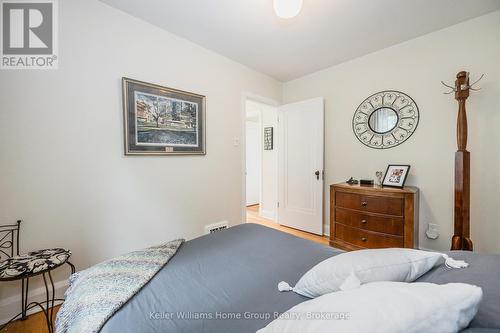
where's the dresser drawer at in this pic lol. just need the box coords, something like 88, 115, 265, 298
335, 224, 404, 249
335, 191, 404, 216
335, 208, 404, 236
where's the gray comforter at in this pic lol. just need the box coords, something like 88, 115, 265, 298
101, 223, 500, 333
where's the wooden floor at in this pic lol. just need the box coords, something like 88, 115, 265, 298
2, 207, 327, 332
1, 305, 59, 333
246, 205, 329, 245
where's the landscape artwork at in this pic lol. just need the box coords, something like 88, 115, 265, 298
135, 92, 198, 147
123, 78, 206, 155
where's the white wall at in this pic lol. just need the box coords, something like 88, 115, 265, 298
246, 120, 261, 206
283, 11, 500, 254
0, 0, 281, 319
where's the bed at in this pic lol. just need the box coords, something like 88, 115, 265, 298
97, 223, 500, 333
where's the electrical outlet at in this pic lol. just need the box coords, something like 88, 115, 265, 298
426, 223, 440, 240
428, 223, 439, 232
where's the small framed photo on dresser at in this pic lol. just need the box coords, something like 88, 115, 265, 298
382, 165, 410, 188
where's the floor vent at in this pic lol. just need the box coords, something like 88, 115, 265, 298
205, 221, 229, 234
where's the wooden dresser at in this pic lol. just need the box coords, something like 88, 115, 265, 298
330, 183, 419, 251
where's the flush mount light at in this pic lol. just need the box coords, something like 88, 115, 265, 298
273, 0, 303, 19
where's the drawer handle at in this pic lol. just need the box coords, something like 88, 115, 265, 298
361, 201, 368, 207
361, 237, 368, 242
361, 219, 367, 224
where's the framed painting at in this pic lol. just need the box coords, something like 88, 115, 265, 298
382, 164, 410, 188
264, 127, 273, 150
122, 77, 206, 155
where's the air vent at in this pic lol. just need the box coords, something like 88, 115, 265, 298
205, 221, 229, 234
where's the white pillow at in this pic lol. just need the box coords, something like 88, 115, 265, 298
260, 282, 482, 333
278, 248, 468, 298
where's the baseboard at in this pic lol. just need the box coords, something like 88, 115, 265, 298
260, 209, 276, 221
0, 279, 68, 325
323, 224, 330, 237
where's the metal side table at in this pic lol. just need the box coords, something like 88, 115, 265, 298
0, 220, 75, 333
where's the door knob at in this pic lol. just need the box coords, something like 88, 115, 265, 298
315, 170, 320, 180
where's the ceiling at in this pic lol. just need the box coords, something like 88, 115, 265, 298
101, 0, 500, 81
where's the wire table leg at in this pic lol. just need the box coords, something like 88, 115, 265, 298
42, 273, 53, 333
48, 270, 56, 333
21, 278, 26, 319
21, 278, 29, 320
67, 261, 76, 274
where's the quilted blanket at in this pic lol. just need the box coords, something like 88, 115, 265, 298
55, 239, 184, 333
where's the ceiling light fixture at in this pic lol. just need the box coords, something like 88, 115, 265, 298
273, 0, 303, 19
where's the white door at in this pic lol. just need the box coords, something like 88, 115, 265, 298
278, 98, 324, 235
246, 121, 261, 206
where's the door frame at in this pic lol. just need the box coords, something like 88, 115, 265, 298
241, 92, 280, 224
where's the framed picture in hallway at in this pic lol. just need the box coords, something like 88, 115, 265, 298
122, 77, 206, 155
264, 127, 273, 150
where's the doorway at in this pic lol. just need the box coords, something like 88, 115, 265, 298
244, 98, 278, 223
242, 96, 325, 236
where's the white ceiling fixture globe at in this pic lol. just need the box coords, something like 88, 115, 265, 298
273, 0, 303, 19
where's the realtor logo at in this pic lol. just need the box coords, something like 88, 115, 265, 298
1, 0, 58, 69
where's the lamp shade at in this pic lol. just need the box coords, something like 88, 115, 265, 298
273, 0, 303, 19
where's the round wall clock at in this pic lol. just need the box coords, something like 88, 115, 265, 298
352, 90, 419, 149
